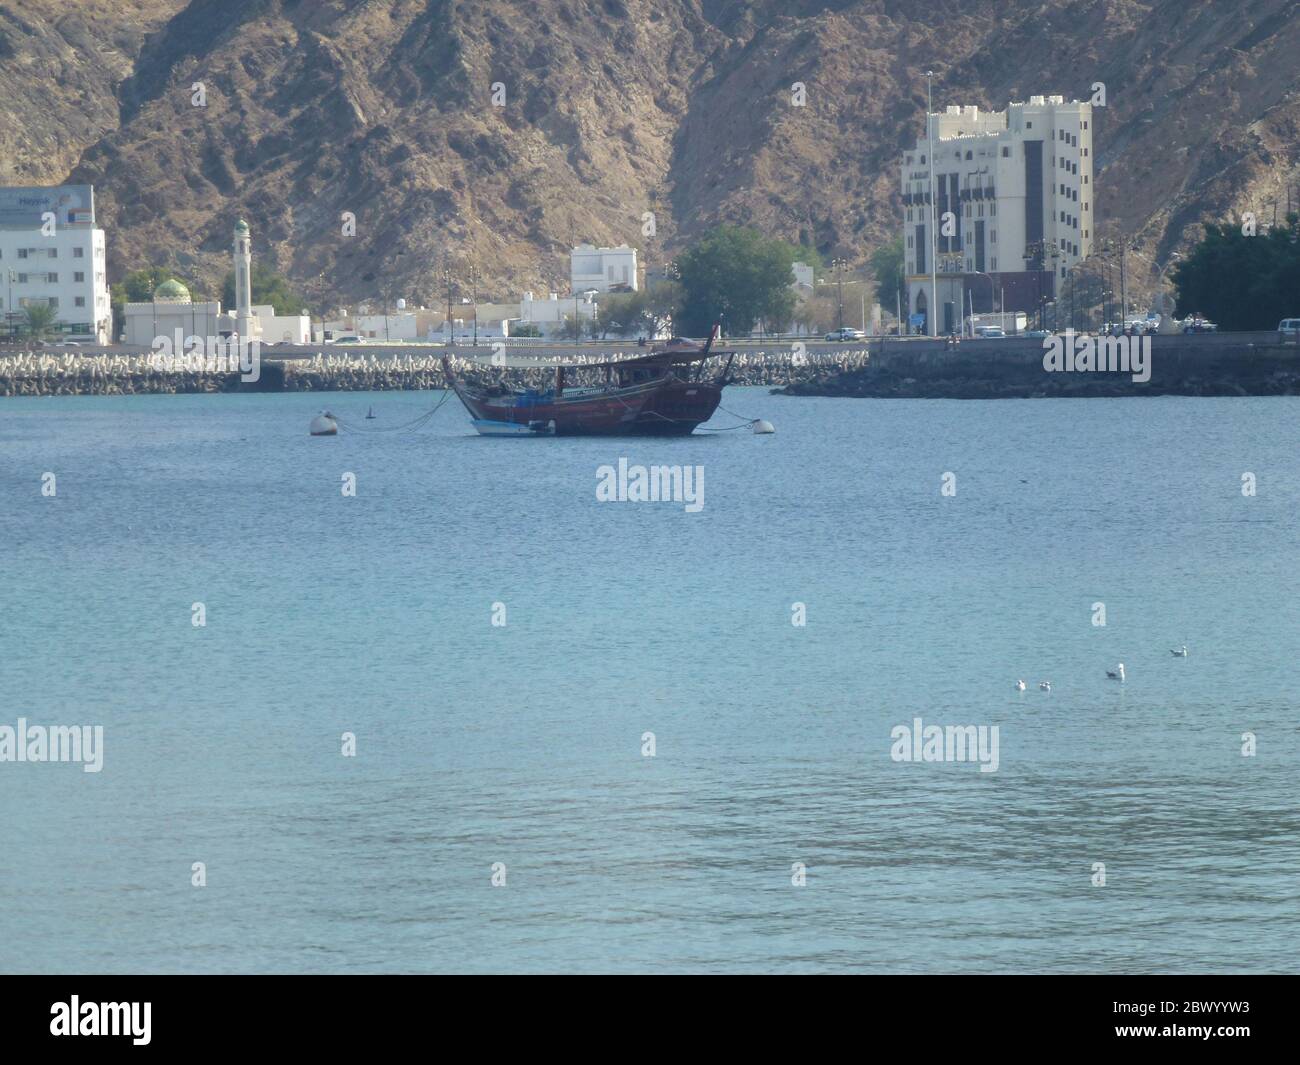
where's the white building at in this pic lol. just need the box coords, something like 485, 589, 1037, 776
791, 261, 815, 293
0, 185, 111, 343
250, 304, 310, 344
518, 290, 596, 337
901, 96, 1094, 334
122, 279, 221, 347
570, 244, 638, 293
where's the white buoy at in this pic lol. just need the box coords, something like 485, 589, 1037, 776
310, 411, 338, 436
752, 419, 775, 434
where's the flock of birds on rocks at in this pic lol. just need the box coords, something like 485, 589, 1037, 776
1016, 646, 1188, 692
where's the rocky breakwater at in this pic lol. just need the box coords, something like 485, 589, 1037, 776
778, 334, 1300, 398
1, 345, 876, 396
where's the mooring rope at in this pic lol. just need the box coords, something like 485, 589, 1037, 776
694, 402, 764, 432
333, 387, 453, 434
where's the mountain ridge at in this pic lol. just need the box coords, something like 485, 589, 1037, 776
1, 0, 1297, 307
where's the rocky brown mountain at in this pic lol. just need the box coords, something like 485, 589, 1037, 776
2, 0, 1297, 308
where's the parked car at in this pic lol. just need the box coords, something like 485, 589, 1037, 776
824, 327, 866, 341
975, 327, 1006, 339
1278, 318, 1300, 340
1183, 318, 1218, 334
1024, 329, 1052, 339
334, 336, 364, 343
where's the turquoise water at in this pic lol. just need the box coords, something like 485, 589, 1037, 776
1, 388, 1298, 973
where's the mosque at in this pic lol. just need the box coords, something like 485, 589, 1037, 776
122, 218, 309, 346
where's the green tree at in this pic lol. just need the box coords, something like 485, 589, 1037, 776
870, 237, 906, 317
594, 291, 643, 338
557, 314, 587, 340
596, 281, 684, 338
23, 302, 58, 342
221, 263, 304, 316
510, 322, 542, 338
1173, 214, 1300, 331
675, 226, 798, 336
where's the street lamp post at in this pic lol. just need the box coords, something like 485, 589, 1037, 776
831, 258, 848, 332
970, 270, 996, 327
925, 71, 939, 338
470, 261, 478, 346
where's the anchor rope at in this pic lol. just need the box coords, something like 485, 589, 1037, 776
333, 388, 453, 434
694, 402, 764, 432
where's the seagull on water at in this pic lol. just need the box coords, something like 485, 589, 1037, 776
1015, 680, 1027, 691
1039, 681, 1051, 691
1170, 645, 1188, 657
1106, 663, 1126, 681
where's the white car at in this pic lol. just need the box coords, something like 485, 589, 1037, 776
825, 327, 866, 341
1278, 318, 1300, 340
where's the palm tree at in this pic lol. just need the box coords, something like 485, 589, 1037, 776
23, 303, 58, 343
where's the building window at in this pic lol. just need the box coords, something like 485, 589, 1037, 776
48, 297, 58, 308
17, 248, 27, 259
48, 272, 58, 282
1026, 121, 1033, 129
991, 257, 997, 270
49, 248, 57, 258
74, 271, 85, 282
1001, 146, 1010, 157
991, 230, 997, 243
74, 247, 85, 258
75, 296, 85, 307
17, 273, 27, 283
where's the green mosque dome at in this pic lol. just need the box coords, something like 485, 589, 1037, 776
153, 278, 191, 302
234, 218, 250, 234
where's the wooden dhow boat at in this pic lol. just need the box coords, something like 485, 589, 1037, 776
441, 326, 734, 436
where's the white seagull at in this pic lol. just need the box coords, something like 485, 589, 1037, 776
1170, 645, 1188, 657
1106, 663, 1126, 681
1039, 681, 1051, 691
1015, 680, 1027, 691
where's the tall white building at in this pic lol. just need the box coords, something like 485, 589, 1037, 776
570, 244, 638, 293
901, 96, 1094, 334
0, 185, 110, 343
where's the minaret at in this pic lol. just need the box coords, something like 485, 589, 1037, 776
233, 218, 257, 340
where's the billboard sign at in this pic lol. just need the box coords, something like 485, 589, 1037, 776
0, 185, 95, 228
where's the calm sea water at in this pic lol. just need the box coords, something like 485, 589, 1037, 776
1, 388, 1297, 974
